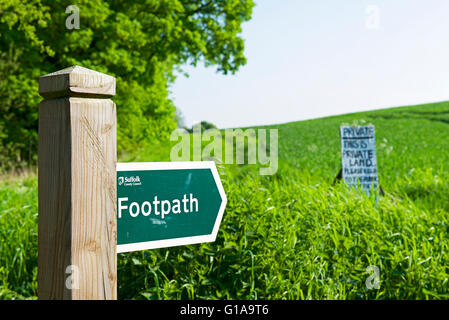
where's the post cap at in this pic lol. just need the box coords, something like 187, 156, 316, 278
39, 66, 116, 99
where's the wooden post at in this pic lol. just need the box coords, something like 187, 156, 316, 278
38, 66, 117, 299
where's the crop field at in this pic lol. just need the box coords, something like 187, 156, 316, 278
1, 101, 449, 299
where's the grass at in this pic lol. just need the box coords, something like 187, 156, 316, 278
1, 101, 449, 299
0, 174, 37, 299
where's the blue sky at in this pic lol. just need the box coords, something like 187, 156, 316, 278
170, 0, 449, 129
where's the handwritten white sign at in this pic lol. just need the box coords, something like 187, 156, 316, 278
340, 125, 379, 196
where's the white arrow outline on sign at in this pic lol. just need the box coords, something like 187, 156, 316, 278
116, 161, 227, 253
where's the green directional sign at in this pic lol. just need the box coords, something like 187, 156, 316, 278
116, 161, 227, 253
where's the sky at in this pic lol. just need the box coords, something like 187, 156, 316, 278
170, 0, 449, 129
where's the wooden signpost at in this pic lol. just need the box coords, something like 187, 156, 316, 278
38, 66, 117, 299
340, 125, 380, 196
38, 66, 227, 300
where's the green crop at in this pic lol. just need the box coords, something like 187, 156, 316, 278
1, 101, 449, 299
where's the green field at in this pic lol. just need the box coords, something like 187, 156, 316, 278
1, 101, 449, 299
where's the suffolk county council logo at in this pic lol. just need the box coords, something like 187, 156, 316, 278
118, 176, 141, 187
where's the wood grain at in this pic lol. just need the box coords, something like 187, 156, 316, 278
39, 66, 115, 99
38, 67, 117, 300
70, 98, 117, 299
38, 98, 73, 299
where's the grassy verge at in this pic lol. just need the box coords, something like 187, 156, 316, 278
0, 173, 37, 299
1, 101, 449, 299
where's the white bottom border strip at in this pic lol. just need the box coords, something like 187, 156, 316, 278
117, 234, 216, 253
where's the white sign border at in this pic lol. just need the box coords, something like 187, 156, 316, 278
116, 161, 227, 253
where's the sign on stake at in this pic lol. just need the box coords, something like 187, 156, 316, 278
340, 125, 380, 196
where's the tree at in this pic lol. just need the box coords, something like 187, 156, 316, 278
0, 0, 254, 169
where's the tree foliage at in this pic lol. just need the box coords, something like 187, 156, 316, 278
0, 0, 254, 170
